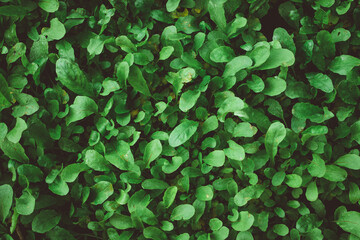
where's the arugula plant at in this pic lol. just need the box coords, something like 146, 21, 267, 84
1, 0, 360, 239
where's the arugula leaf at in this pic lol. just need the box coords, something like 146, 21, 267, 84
38, 0, 59, 13
128, 65, 151, 96
0, 184, 13, 223
265, 122, 286, 163
66, 96, 98, 125
169, 120, 198, 147
56, 58, 95, 97
336, 211, 360, 237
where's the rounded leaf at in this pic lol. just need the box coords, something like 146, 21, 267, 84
32, 210, 61, 233
171, 204, 195, 221
210, 46, 235, 63
38, 0, 59, 13
203, 150, 225, 167
169, 120, 199, 147
0, 184, 13, 222
196, 186, 214, 201
273, 224, 289, 236
232, 211, 254, 231
285, 174, 302, 188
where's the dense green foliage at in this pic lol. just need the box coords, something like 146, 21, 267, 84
1, 0, 360, 239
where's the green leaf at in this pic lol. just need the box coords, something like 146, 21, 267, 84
323, 165, 347, 182
15, 191, 35, 215
166, 0, 180, 12
30, 35, 49, 62
105, 141, 134, 170
202, 116, 219, 135
43, 18, 66, 40
273, 224, 289, 236
17, 164, 43, 182
142, 179, 169, 190
91, 181, 114, 205
87, 35, 105, 56
56, 40, 75, 61
273, 28, 296, 54
226, 15, 247, 38
233, 122, 257, 138
162, 156, 183, 174
175, 16, 199, 34
144, 139, 162, 167
306, 73, 333, 93
61, 163, 88, 182
292, 103, 326, 123
247, 74, 265, 93
331, 28, 351, 42
163, 186, 177, 208
249, 44, 270, 68
100, 79, 120, 96
159, 46, 174, 60
232, 211, 254, 231
56, 58, 94, 97
334, 154, 360, 170
38, 0, 59, 13
47, 227, 76, 240
0, 184, 13, 223
222, 56, 253, 77
0, 123, 8, 142
6, 42, 26, 64
194, 32, 206, 52
179, 90, 200, 112
66, 96, 98, 125
203, 150, 225, 167
0, 74, 12, 112
170, 204, 195, 221
272, 171, 285, 186
110, 214, 134, 230
210, 46, 235, 63
116, 61, 129, 88
84, 149, 110, 171
196, 186, 214, 201
208, 0, 227, 30
316, 0, 335, 7
115, 36, 137, 53
6, 118, 27, 143
0, 5, 28, 16
134, 50, 154, 65
224, 140, 245, 161
143, 227, 167, 240
0, 138, 29, 163
256, 48, 295, 70
308, 154, 326, 178
329, 55, 360, 75
128, 65, 151, 96
49, 177, 69, 196
32, 210, 61, 233
209, 218, 223, 231
296, 214, 319, 233
349, 182, 360, 204
305, 181, 318, 202
316, 30, 335, 58
12, 93, 39, 118
262, 77, 287, 96
336, 211, 360, 237
234, 185, 265, 207
285, 174, 302, 188
98, 4, 115, 26
351, 121, 360, 145
217, 96, 244, 122
169, 120, 199, 147
265, 122, 286, 162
